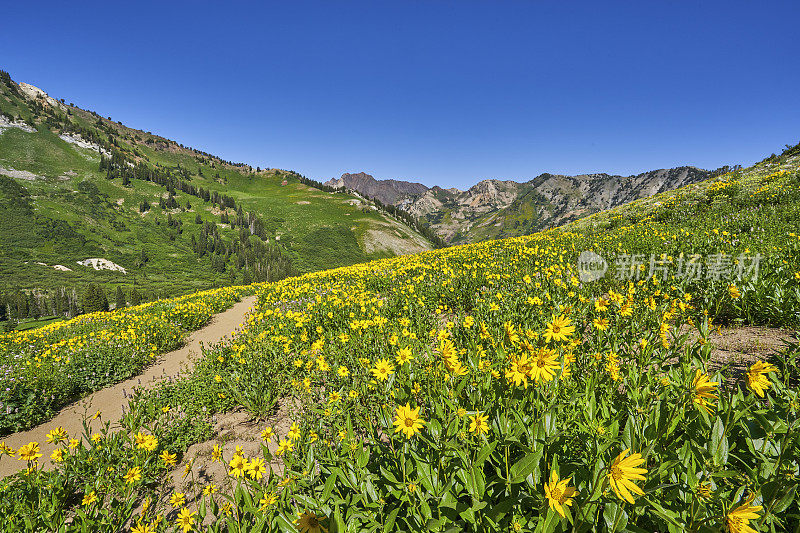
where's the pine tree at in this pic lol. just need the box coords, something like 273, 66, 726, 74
130, 288, 141, 306
115, 286, 126, 309
29, 293, 41, 319
82, 285, 98, 313
16, 291, 28, 319
98, 286, 109, 311
82, 284, 109, 313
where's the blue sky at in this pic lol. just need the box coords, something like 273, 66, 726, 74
2, 1, 798, 188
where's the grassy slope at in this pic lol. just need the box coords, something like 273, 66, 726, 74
0, 76, 432, 296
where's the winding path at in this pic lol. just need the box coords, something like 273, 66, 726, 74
0, 295, 257, 478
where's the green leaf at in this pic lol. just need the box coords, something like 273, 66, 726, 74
275, 512, 300, 533
331, 505, 346, 533
379, 465, 400, 485
474, 441, 497, 466
356, 447, 370, 469
364, 477, 379, 502
485, 495, 515, 522
472, 464, 486, 498
417, 459, 437, 493
646, 499, 684, 530
602, 501, 628, 531
535, 509, 560, 533
424, 518, 442, 531
384, 507, 400, 532
428, 418, 442, 439
321, 472, 338, 501
510, 450, 542, 484
771, 484, 797, 514
419, 499, 433, 520
710, 416, 728, 466
622, 415, 635, 450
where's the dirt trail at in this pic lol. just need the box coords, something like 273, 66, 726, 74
0, 295, 258, 478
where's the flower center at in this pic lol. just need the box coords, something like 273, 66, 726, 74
611, 466, 623, 481
404, 417, 415, 428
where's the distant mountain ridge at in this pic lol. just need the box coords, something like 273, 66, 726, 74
325, 172, 429, 206
326, 167, 710, 243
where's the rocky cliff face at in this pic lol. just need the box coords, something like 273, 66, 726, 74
326, 167, 710, 243
406, 179, 523, 218
324, 172, 429, 206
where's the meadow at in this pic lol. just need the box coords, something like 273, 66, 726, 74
0, 286, 252, 435
0, 153, 798, 532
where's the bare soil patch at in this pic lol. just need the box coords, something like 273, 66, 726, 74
706, 326, 795, 368
681, 325, 797, 389
146, 399, 296, 525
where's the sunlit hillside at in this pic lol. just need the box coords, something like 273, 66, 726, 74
1, 142, 798, 531
0, 70, 434, 304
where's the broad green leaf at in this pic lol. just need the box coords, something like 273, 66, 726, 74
321, 472, 338, 501
510, 450, 542, 484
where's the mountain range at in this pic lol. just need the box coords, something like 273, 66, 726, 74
0, 66, 720, 302
326, 167, 710, 243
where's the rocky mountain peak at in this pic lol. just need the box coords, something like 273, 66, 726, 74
325, 172, 429, 205
323, 166, 710, 244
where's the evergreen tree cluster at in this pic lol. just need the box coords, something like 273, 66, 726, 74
100, 151, 237, 209
96, 147, 298, 284
0, 285, 149, 330
710, 164, 743, 179
0, 70, 23, 98
0, 288, 80, 322
188, 218, 295, 282
294, 172, 338, 193
81, 284, 109, 313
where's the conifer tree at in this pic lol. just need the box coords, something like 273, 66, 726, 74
115, 286, 126, 309
82, 284, 109, 313
82, 285, 97, 313
99, 287, 109, 312
16, 291, 28, 319
29, 293, 41, 319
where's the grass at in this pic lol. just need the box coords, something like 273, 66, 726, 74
0, 78, 433, 298
11, 316, 63, 331
1, 144, 798, 531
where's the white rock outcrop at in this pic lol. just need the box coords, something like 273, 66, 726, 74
77, 258, 127, 274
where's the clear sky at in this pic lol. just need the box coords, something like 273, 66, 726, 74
2, 1, 798, 188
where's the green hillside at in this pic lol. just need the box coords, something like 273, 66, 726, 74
2, 139, 798, 531
0, 70, 433, 306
